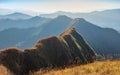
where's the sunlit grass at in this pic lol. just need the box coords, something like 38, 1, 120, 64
0, 65, 12, 75
0, 61, 120, 75
33, 61, 120, 75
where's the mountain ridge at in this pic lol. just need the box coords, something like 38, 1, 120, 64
40, 9, 120, 31
0, 16, 51, 31
0, 16, 120, 58
0, 12, 32, 20
0, 28, 96, 75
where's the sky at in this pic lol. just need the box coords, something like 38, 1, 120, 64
0, 0, 120, 15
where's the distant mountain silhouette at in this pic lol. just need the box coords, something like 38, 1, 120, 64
1, 9, 120, 31
0, 16, 120, 58
0, 16, 50, 31
35, 15, 72, 38
40, 9, 120, 31
40, 11, 72, 18
0, 28, 96, 75
0, 12, 32, 20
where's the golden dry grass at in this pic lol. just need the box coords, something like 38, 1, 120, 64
0, 61, 120, 75
32, 61, 120, 75
0, 65, 13, 75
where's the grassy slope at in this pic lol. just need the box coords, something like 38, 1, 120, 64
32, 61, 120, 75
0, 61, 120, 75
0, 65, 12, 75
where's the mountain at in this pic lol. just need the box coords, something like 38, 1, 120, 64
0, 16, 71, 50
60, 28, 96, 62
0, 28, 96, 75
0, 12, 32, 20
40, 11, 73, 18
0, 16, 120, 58
0, 16, 50, 31
72, 18, 120, 58
0, 28, 37, 49
35, 15, 72, 39
40, 9, 120, 31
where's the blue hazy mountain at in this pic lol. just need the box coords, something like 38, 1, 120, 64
40, 11, 73, 18
0, 16, 51, 31
35, 15, 72, 39
72, 18, 120, 57
0, 16, 73, 49
40, 9, 120, 31
0, 16, 120, 58
0, 12, 32, 20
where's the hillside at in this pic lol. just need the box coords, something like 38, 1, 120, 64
72, 18, 120, 58
0, 61, 120, 75
0, 16, 50, 31
0, 28, 96, 75
37, 61, 120, 75
32, 61, 120, 75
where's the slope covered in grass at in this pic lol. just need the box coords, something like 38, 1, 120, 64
32, 61, 120, 75
0, 61, 120, 75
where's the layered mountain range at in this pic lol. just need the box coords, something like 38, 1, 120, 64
0, 16, 50, 31
0, 9, 120, 31
0, 15, 120, 58
0, 12, 32, 20
40, 9, 120, 31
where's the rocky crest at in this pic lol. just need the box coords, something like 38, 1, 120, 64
0, 28, 96, 75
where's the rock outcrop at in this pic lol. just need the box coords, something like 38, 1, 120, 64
0, 28, 96, 75
60, 28, 96, 63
